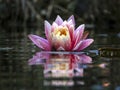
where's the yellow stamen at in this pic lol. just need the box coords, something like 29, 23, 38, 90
59, 27, 67, 36
54, 27, 68, 36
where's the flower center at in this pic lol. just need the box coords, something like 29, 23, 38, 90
54, 26, 68, 37
59, 27, 67, 36
51, 26, 71, 50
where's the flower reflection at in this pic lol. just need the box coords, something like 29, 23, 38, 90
28, 52, 92, 78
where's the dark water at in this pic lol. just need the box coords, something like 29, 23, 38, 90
0, 26, 120, 90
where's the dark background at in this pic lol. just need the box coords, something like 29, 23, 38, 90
0, 0, 120, 32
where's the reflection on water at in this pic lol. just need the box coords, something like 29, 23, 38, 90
0, 26, 120, 90
28, 52, 111, 89
29, 52, 92, 79
29, 52, 92, 87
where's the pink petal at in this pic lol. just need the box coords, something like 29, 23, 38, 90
28, 55, 44, 65
44, 20, 51, 41
61, 20, 67, 26
57, 46, 65, 51
68, 15, 75, 25
73, 41, 82, 51
55, 15, 63, 25
77, 39, 94, 51
28, 34, 51, 51
79, 54, 92, 63
82, 31, 89, 40
68, 25, 74, 46
51, 22, 58, 32
73, 24, 85, 47
67, 19, 73, 26
28, 52, 49, 65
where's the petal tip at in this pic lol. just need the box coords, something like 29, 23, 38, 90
28, 34, 34, 39
55, 15, 63, 25
90, 39, 94, 43
81, 24, 85, 27
68, 15, 75, 25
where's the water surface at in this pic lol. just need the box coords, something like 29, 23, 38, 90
0, 26, 120, 90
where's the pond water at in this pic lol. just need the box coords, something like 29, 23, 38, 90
0, 26, 120, 90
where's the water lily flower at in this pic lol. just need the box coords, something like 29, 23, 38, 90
28, 15, 94, 51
